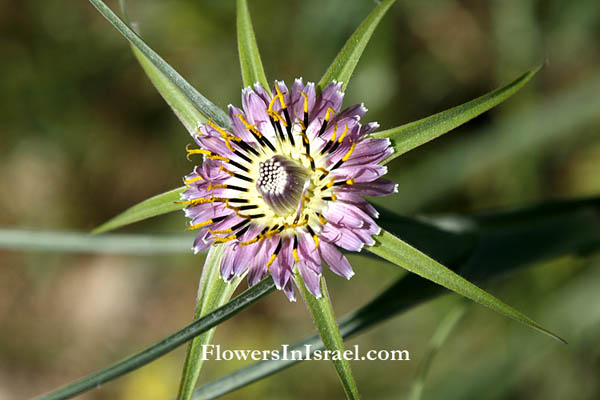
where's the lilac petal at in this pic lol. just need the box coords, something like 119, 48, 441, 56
242, 88, 277, 140
332, 164, 388, 183
192, 229, 212, 253
232, 241, 257, 276
220, 242, 239, 281
228, 105, 259, 144
310, 81, 344, 121
297, 232, 321, 274
319, 241, 355, 279
320, 224, 364, 252
289, 78, 306, 122
248, 238, 276, 286
270, 237, 293, 289
342, 138, 393, 166
359, 121, 380, 137
325, 200, 378, 230
297, 260, 322, 298
337, 178, 398, 197
323, 202, 365, 229
283, 279, 296, 302
252, 82, 273, 104
335, 191, 379, 218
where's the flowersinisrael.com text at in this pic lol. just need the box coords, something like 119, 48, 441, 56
201, 344, 410, 361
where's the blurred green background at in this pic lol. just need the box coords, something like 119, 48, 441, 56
1, 0, 599, 399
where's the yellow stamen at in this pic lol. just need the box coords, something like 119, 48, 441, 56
330, 124, 338, 142
318, 214, 328, 225
214, 235, 237, 243
331, 193, 337, 201
274, 85, 287, 109
218, 165, 235, 178
292, 248, 299, 262
316, 168, 329, 177
208, 228, 233, 235
337, 125, 349, 143
313, 235, 320, 248
235, 113, 262, 138
266, 253, 277, 268
325, 107, 335, 122
341, 141, 356, 162
184, 176, 204, 186
326, 180, 335, 188
346, 179, 354, 185
188, 220, 213, 230
267, 109, 287, 126
300, 91, 309, 113
207, 183, 228, 191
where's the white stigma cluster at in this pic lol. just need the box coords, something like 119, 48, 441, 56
257, 158, 288, 195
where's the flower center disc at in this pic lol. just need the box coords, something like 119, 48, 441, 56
256, 155, 309, 216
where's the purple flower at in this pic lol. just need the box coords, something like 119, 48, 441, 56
181, 79, 397, 301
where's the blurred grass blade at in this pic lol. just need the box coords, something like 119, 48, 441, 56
0, 229, 191, 254
178, 245, 245, 400
34, 278, 276, 400
119, 0, 205, 135
92, 187, 185, 233
376, 67, 540, 164
296, 274, 359, 399
369, 229, 565, 343
237, 0, 270, 91
89, 0, 231, 129
317, 0, 396, 92
409, 302, 467, 400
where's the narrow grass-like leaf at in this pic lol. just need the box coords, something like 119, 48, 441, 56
92, 187, 185, 233
34, 277, 276, 400
296, 274, 359, 399
177, 246, 245, 400
237, 0, 270, 91
190, 197, 600, 400
369, 229, 565, 343
376, 67, 540, 164
317, 0, 396, 92
409, 302, 467, 400
0, 229, 190, 254
89, 0, 230, 129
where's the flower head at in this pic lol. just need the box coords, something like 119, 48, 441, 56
182, 79, 397, 300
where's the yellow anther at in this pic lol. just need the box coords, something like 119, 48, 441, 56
324, 107, 335, 122
266, 253, 277, 268
331, 193, 337, 201
303, 153, 314, 164
313, 235, 320, 248
326, 180, 335, 188
301, 131, 309, 144
337, 125, 349, 143
207, 183, 228, 191
208, 228, 233, 235
330, 124, 338, 142
341, 141, 356, 162
300, 91, 309, 113
240, 237, 260, 246
214, 235, 237, 243
316, 168, 329, 176
267, 109, 287, 127
274, 85, 287, 109
346, 179, 354, 185
207, 121, 234, 138
218, 165, 235, 178
292, 248, 299, 262
235, 113, 262, 138
318, 214, 328, 225
188, 220, 213, 230
184, 176, 204, 186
